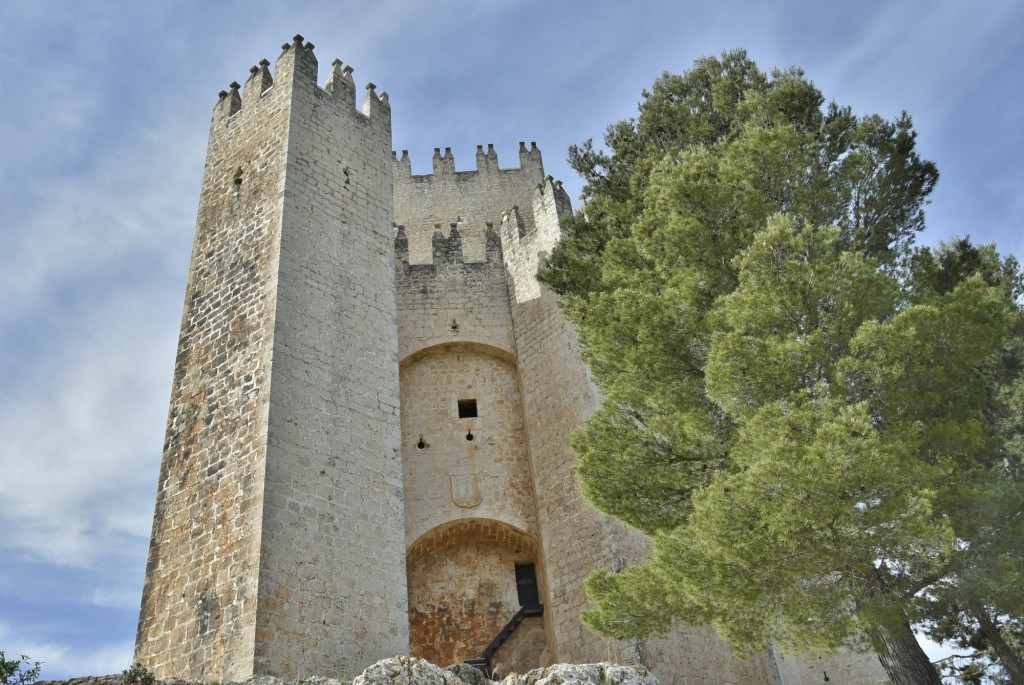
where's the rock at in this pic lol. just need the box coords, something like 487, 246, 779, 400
442, 665, 488, 685
39, 659, 656, 685
351, 659, 656, 685
500, 663, 657, 685
297, 678, 346, 685
37, 677, 124, 685
245, 676, 287, 685
353, 657, 466, 685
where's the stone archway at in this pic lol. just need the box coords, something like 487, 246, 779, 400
406, 519, 544, 668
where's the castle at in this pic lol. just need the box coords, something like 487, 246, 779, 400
134, 36, 886, 685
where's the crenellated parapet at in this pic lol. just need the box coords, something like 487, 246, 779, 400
394, 223, 504, 268
210, 35, 390, 131
395, 222, 518, 366
498, 177, 572, 249
199, 34, 393, 261
242, 59, 273, 108
393, 149, 413, 177
392, 141, 543, 180
538, 175, 573, 220
325, 58, 390, 118
433, 147, 456, 174
393, 141, 549, 273
501, 176, 573, 304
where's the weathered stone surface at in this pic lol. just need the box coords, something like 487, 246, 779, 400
136, 36, 406, 682
501, 663, 658, 685
37, 677, 124, 685
39, 673, 342, 685
491, 615, 546, 677
443, 664, 489, 685
353, 657, 464, 685
38, 659, 657, 685
351, 658, 657, 685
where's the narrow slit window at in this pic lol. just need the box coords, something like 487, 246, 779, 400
457, 399, 477, 418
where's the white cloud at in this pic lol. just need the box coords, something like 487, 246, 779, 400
0, 621, 133, 679
0, 8, 202, 575
85, 587, 142, 611
0, 119, 201, 324
0, 282, 178, 569
811, 3, 1022, 123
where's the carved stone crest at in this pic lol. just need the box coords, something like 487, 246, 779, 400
450, 474, 482, 508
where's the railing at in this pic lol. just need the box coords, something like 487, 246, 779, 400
465, 604, 544, 678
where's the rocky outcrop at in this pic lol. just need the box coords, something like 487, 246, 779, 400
507, 662, 657, 685
357, 658, 657, 685
38, 658, 657, 685
37, 677, 123, 685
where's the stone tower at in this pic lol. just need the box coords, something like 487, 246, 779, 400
137, 37, 888, 685
135, 37, 406, 681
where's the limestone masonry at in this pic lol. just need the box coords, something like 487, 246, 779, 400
135, 36, 888, 685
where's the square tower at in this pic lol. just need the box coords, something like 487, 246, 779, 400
135, 37, 406, 681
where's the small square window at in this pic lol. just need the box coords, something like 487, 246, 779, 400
458, 399, 478, 418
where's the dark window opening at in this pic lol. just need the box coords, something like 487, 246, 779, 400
458, 399, 477, 418
515, 563, 541, 608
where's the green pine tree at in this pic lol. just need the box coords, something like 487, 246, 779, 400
540, 51, 1023, 685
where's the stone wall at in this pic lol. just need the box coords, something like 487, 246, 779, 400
394, 151, 548, 667
400, 347, 537, 544
395, 227, 516, 362
254, 39, 407, 680
641, 626, 772, 685
769, 647, 888, 685
393, 143, 544, 268
491, 615, 547, 676
500, 178, 642, 666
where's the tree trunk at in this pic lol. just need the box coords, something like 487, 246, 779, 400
973, 606, 1024, 685
866, 619, 943, 685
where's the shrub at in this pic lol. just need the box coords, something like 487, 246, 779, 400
122, 663, 156, 685
0, 652, 41, 685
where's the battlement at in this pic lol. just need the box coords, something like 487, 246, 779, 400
211, 35, 390, 128
393, 139, 553, 274
392, 141, 543, 179
393, 176, 570, 275
499, 178, 570, 246
395, 224, 504, 268
394, 221, 517, 365
533, 175, 572, 229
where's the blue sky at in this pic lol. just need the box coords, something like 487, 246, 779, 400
1, 1, 1021, 679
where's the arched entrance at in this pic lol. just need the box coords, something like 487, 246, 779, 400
406, 519, 545, 668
